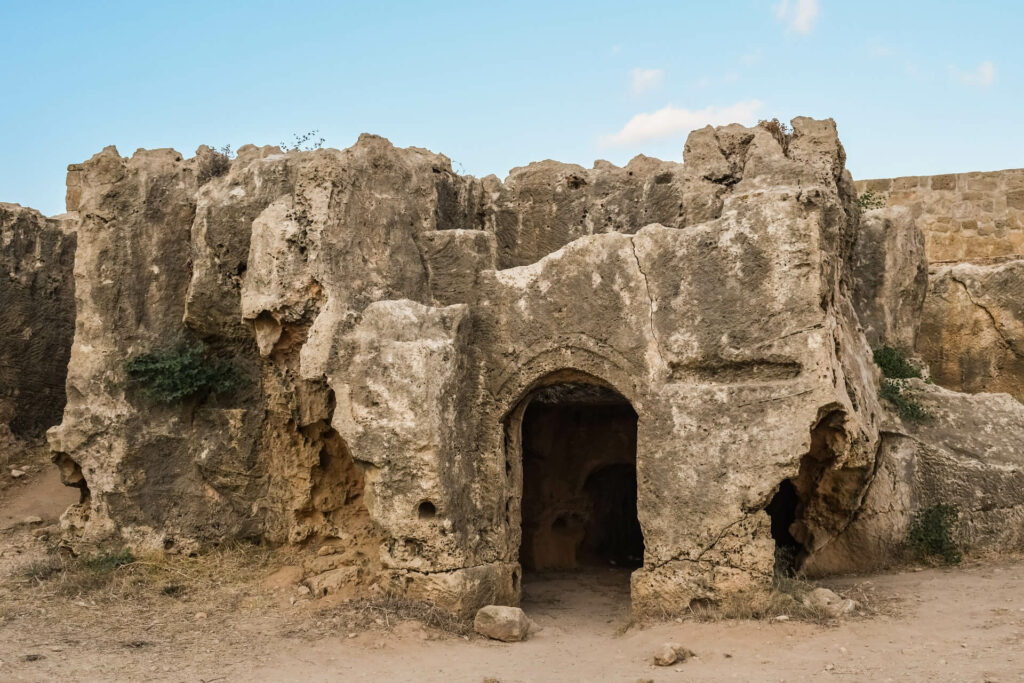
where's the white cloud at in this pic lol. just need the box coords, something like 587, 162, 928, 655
775, 0, 819, 34
950, 60, 996, 87
601, 100, 764, 146
630, 68, 664, 95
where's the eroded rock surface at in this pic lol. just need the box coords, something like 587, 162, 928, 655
807, 381, 1024, 574
852, 206, 928, 350
917, 260, 1024, 401
38, 118, 1023, 616
0, 203, 76, 465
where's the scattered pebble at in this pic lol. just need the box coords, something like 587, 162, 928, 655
10, 469, 25, 479
653, 642, 695, 667
194, 612, 208, 620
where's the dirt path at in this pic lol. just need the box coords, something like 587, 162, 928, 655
0, 459, 78, 531
1, 470, 1022, 682
250, 565, 1023, 683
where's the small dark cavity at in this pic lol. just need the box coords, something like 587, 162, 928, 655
417, 501, 437, 520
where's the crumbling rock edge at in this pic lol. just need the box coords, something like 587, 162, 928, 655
0, 116, 1015, 616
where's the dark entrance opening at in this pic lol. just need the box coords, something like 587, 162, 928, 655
765, 478, 802, 576
518, 381, 642, 573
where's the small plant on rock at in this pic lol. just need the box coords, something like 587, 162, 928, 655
906, 504, 962, 564
857, 189, 887, 210
758, 118, 793, 154
197, 144, 235, 184
873, 346, 931, 422
879, 379, 931, 422
124, 343, 243, 404
873, 346, 922, 379
281, 130, 325, 152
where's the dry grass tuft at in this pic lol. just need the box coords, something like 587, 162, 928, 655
321, 591, 473, 636
9, 540, 276, 606
639, 577, 881, 627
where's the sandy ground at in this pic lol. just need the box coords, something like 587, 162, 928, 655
1, 464, 1022, 682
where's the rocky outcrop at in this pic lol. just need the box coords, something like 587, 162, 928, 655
0, 203, 76, 464
851, 206, 928, 350
805, 381, 1024, 574
38, 116, 1024, 617
44, 119, 896, 615
856, 171, 1024, 402
917, 260, 1024, 401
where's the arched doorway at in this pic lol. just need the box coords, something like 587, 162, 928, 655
511, 376, 643, 586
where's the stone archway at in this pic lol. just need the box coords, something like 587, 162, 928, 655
505, 371, 643, 595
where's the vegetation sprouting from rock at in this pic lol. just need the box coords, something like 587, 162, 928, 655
758, 118, 793, 154
874, 346, 931, 422
857, 189, 887, 210
281, 129, 325, 152
197, 144, 234, 184
879, 379, 931, 422
906, 504, 962, 564
124, 343, 243, 404
873, 346, 922, 379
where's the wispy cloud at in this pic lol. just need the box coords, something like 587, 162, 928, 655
774, 0, 819, 34
950, 60, 996, 87
630, 68, 664, 95
601, 100, 764, 146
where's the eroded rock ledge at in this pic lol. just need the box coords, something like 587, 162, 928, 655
31, 119, 1024, 615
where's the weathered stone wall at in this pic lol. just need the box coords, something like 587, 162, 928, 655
856, 171, 1024, 401
45, 119, 904, 614
0, 204, 76, 462
855, 169, 1024, 263
806, 382, 1024, 575
37, 119, 1024, 617
918, 261, 1024, 400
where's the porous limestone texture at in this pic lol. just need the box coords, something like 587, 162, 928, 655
855, 169, 1024, 264
855, 173, 1024, 402
917, 260, 1024, 401
42, 118, 1023, 616
806, 381, 1024, 575
850, 206, 928, 350
0, 203, 76, 463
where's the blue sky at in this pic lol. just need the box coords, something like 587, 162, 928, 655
2, 0, 1021, 216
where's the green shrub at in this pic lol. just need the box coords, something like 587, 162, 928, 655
873, 346, 922, 379
906, 504, 962, 564
125, 343, 242, 404
873, 347, 931, 422
858, 189, 887, 210
879, 379, 931, 422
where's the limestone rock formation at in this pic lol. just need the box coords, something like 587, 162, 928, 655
0, 203, 76, 465
34, 117, 1024, 617
917, 260, 1024, 401
856, 171, 1024, 402
851, 206, 928, 350
806, 381, 1024, 574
